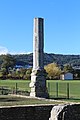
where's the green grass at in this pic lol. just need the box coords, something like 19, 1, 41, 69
0, 95, 64, 106
0, 80, 30, 96
0, 79, 80, 102
47, 80, 80, 99
0, 79, 30, 90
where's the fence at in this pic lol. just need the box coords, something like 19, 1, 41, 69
47, 81, 80, 99
0, 81, 30, 96
0, 80, 80, 100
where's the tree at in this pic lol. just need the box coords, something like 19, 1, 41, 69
25, 68, 32, 80
1, 54, 16, 74
44, 63, 61, 79
16, 68, 27, 79
63, 64, 73, 73
0, 68, 7, 79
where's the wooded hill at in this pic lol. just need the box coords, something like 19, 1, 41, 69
0, 53, 80, 67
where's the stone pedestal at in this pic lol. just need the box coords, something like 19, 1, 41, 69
30, 69, 48, 98
30, 18, 48, 98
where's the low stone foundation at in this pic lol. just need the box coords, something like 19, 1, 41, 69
0, 104, 80, 120
49, 104, 80, 120
0, 105, 53, 120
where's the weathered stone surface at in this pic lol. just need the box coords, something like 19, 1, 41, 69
49, 105, 65, 120
33, 18, 44, 70
49, 104, 80, 120
30, 69, 48, 98
1, 104, 80, 120
0, 105, 53, 120
30, 18, 48, 98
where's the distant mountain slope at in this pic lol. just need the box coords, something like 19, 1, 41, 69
0, 53, 80, 67
44, 53, 80, 66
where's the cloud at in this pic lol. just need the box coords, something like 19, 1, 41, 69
0, 46, 8, 55
0, 46, 32, 55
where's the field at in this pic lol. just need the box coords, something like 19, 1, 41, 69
0, 80, 30, 95
47, 80, 80, 100
0, 80, 80, 102
0, 95, 64, 106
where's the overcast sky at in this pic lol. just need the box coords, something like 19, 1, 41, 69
0, 0, 80, 55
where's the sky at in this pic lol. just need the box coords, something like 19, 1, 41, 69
0, 0, 80, 55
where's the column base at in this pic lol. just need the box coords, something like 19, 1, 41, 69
29, 69, 49, 98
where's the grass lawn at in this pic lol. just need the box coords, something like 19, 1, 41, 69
0, 95, 64, 106
47, 80, 80, 99
0, 79, 80, 102
0, 79, 30, 90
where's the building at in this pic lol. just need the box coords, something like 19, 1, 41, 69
60, 72, 73, 80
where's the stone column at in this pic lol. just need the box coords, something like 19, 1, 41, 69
29, 18, 48, 98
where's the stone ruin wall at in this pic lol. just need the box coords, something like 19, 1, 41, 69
49, 104, 80, 120
0, 104, 80, 120
0, 105, 53, 120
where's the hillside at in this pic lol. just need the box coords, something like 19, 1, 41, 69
11, 53, 80, 67
0, 53, 80, 67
